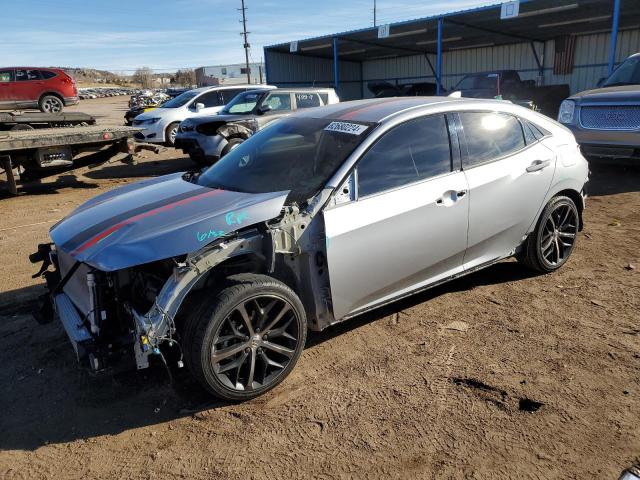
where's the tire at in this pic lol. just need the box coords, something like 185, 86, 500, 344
183, 273, 307, 401
518, 195, 579, 273
220, 137, 244, 158
164, 122, 180, 147
11, 124, 34, 131
39, 95, 64, 113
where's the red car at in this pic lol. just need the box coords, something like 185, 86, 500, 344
0, 67, 79, 113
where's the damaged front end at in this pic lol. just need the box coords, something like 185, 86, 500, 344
29, 171, 298, 373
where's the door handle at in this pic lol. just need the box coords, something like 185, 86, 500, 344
526, 159, 551, 172
436, 190, 467, 206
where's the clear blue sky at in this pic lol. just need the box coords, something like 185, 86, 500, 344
3, 0, 494, 73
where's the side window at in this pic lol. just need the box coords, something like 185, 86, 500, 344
0, 70, 13, 82
295, 93, 321, 109
319, 93, 329, 104
15, 69, 41, 81
220, 88, 244, 104
357, 115, 452, 197
39, 70, 57, 80
197, 91, 221, 108
459, 112, 526, 168
263, 92, 292, 111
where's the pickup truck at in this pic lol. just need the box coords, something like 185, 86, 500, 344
451, 70, 570, 118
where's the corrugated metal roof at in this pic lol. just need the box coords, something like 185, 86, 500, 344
265, 0, 640, 62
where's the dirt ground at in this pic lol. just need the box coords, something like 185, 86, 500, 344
0, 97, 638, 480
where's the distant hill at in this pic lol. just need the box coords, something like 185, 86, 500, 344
60, 67, 126, 85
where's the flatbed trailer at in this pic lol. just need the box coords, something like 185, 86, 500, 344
0, 111, 96, 131
0, 125, 149, 195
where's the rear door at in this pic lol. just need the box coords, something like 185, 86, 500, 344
13, 68, 43, 104
457, 111, 555, 270
323, 114, 469, 319
192, 90, 223, 116
0, 69, 15, 106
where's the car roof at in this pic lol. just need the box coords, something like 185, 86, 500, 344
296, 97, 463, 123
192, 84, 273, 93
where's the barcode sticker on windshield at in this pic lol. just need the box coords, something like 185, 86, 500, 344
324, 122, 368, 135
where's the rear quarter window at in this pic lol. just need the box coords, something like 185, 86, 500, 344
39, 70, 57, 79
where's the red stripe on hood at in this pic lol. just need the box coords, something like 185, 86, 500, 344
73, 189, 222, 254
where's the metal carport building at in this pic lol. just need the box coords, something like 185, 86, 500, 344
263, 0, 640, 101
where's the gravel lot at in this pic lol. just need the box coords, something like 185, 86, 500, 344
0, 97, 638, 479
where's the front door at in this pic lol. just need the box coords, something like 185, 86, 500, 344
457, 111, 556, 269
323, 114, 470, 320
0, 69, 15, 107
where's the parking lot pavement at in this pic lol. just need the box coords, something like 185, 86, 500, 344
0, 96, 638, 479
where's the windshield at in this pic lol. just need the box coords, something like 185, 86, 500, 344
455, 74, 499, 90
220, 90, 266, 115
197, 117, 374, 204
603, 56, 640, 87
159, 90, 199, 108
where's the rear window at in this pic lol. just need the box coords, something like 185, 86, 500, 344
295, 93, 321, 108
39, 70, 57, 79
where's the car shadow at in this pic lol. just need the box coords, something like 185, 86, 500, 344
84, 154, 195, 180
0, 174, 100, 199
0, 260, 538, 451
587, 161, 640, 196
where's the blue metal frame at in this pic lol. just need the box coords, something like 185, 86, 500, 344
333, 36, 340, 91
608, 0, 621, 76
263, 46, 270, 84
436, 17, 443, 95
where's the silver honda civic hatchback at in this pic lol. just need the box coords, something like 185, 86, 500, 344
33, 97, 588, 401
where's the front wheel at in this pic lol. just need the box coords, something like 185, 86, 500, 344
164, 122, 180, 147
220, 137, 244, 158
183, 274, 307, 401
518, 195, 579, 272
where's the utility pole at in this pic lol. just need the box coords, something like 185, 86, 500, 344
373, 0, 377, 26
239, 0, 251, 84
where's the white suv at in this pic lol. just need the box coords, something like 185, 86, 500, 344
132, 84, 274, 146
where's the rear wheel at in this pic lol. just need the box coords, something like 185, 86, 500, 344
164, 122, 180, 147
518, 195, 579, 272
183, 274, 307, 401
39, 95, 64, 113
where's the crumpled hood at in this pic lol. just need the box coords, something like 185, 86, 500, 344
50, 172, 288, 271
571, 84, 640, 103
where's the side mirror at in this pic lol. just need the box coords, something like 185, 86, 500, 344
257, 104, 272, 115
596, 77, 606, 88
194, 102, 205, 112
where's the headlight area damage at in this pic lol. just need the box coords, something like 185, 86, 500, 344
29, 175, 335, 375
